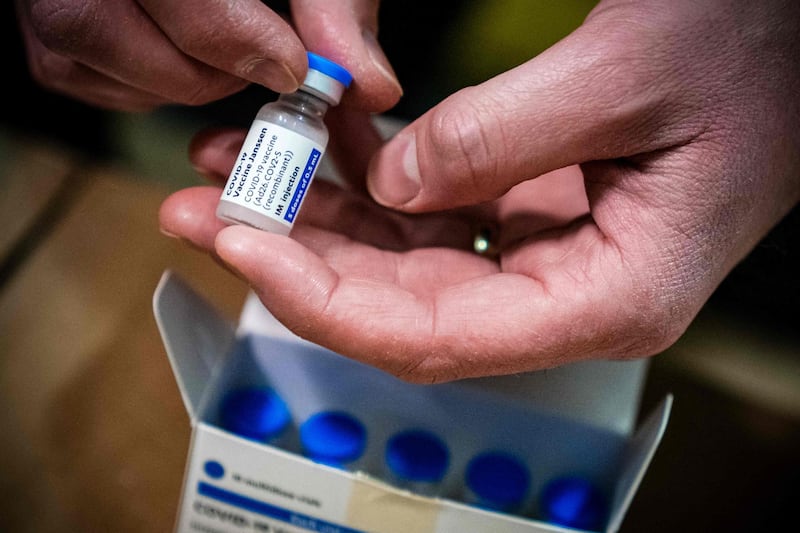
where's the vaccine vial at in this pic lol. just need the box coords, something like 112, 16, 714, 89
463, 450, 531, 514
216, 52, 353, 235
384, 429, 450, 497
539, 475, 608, 531
218, 386, 291, 445
299, 411, 367, 470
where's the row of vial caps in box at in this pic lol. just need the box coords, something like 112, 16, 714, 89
215, 381, 608, 532
157, 273, 665, 533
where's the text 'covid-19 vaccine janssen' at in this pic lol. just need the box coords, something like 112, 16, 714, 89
216, 52, 352, 235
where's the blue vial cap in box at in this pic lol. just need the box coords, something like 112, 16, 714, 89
307, 52, 353, 87
219, 387, 290, 442
300, 411, 366, 467
465, 451, 531, 510
540, 476, 608, 531
385, 429, 450, 483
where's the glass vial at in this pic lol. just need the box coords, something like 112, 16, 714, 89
218, 386, 292, 445
299, 410, 367, 470
217, 52, 353, 235
463, 450, 531, 514
384, 429, 450, 497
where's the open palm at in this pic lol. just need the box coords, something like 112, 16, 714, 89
161, 0, 799, 383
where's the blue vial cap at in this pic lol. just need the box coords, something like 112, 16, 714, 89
307, 52, 353, 87
385, 429, 449, 483
300, 411, 366, 467
465, 451, 531, 510
540, 476, 608, 531
219, 387, 291, 442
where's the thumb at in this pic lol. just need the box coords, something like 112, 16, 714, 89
367, 18, 686, 212
291, 0, 403, 112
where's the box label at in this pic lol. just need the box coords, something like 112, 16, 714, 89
193, 481, 364, 533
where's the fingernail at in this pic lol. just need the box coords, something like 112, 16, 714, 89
160, 228, 205, 252
191, 164, 224, 183
243, 57, 301, 93
214, 130, 248, 153
369, 132, 420, 206
159, 227, 180, 239
362, 30, 403, 97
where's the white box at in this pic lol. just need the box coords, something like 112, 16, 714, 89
153, 270, 672, 533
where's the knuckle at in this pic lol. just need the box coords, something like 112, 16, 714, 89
425, 92, 504, 191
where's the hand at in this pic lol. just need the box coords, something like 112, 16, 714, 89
160, 0, 800, 383
14, 0, 401, 111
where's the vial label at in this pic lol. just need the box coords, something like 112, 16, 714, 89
221, 120, 324, 228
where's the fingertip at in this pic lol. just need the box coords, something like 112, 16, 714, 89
362, 30, 402, 95
332, 35, 402, 112
344, 29, 403, 111
214, 225, 266, 265
238, 8, 307, 92
188, 128, 246, 183
158, 189, 198, 235
292, 3, 401, 112
159, 186, 226, 251
325, 107, 385, 191
188, 127, 246, 155
366, 131, 421, 209
253, 54, 305, 94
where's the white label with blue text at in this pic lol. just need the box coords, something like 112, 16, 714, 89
222, 120, 323, 228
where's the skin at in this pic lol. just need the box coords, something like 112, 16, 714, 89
28, 0, 797, 384
14, 0, 401, 111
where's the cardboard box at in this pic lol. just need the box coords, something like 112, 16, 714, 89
153, 270, 672, 533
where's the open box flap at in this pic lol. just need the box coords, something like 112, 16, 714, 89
606, 394, 673, 532
153, 270, 236, 420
